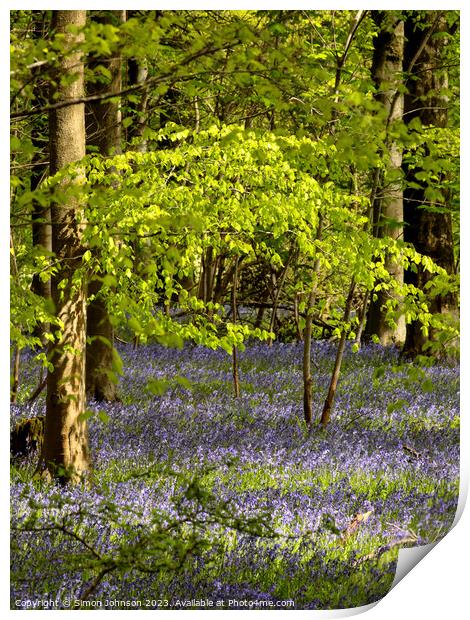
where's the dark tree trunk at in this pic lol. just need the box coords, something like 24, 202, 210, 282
402, 12, 457, 357
40, 10, 90, 484
85, 10, 125, 401
365, 11, 406, 345
10, 233, 21, 403
198, 246, 217, 306
30, 14, 52, 341
127, 55, 149, 152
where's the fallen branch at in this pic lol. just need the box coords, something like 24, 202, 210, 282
353, 534, 418, 567
403, 444, 422, 459
340, 510, 374, 544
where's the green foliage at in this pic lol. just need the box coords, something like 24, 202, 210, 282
12, 464, 276, 601
9, 9, 460, 385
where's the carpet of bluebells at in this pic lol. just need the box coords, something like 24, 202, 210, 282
11, 341, 459, 610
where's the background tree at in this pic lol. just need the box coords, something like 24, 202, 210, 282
402, 10, 459, 357
85, 10, 125, 401
364, 11, 406, 346
10, 10, 459, 442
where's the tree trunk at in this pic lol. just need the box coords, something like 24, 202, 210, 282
402, 12, 457, 357
294, 293, 303, 342
268, 244, 294, 345
10, 233, 21, 403
198, 246, 217, 305
85, 10, 125, 401
231, 256, 240, 398
40, 10, 90, 484
127, 41, 152, 344
30, 14, 52, 342
127, 55, 149, 152
320, 278, 356, 427
303, 217, 323, 428
365, 12, 406, 345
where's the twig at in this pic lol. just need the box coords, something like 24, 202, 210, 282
403, 444, 422, 459
27, 376, 47, 403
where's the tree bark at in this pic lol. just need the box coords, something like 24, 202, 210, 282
320, 278, 356, 427
365, 12, 406, 345
40, 10, 90, 484
127, 54, 149, 152
10, 232, 21, 403
303, 217, 323, 428
30, 14, 52, 342
85, 10, 125, 401
402, 12, 457, 357
231, 256, 240, 398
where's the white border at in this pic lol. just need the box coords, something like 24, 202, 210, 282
4, 3, 467, 618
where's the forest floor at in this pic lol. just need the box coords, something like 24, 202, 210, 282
10, 342, 459, 610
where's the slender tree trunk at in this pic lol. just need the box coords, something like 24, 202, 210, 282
212, 254, 226, 305
320, 278, 356, 427
127, 43, 151, 349
294, 293, 303, 342
198, 246, 217, 306
355, 290, 370, 346
127, 56, 149, 152
39, 10, 90, 484
11, 347, 21, 404
254, 288, 269, 329
402, 12, 457, 357
232, 256, 240, 398
303, 217, 323, 427
30, 15, 52, 342
365, 12, 406, 345
85, 10, 125, 401
10, 232, 21, 403
268, 245, 294, 345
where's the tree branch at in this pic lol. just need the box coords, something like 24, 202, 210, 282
11, 42, 236, 120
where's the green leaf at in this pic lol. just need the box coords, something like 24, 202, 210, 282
175, 376, 192, 390
78, 410, 95, 422
98, 411, 110, 423
373, 366, 385, 380
102, 274, 117, 288
386, 399, 409, 414
146, 378, 171, 396
422, 378, 434, 393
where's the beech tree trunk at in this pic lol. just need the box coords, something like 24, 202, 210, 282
402, 12, 457, 357
127, 52, 149, 152
365, 12, 406, 345
85, 10, 125, 401
30, 13, 52, 342
40, 10, 90, 484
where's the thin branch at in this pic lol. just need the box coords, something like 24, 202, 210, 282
11, 42, 237, 120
